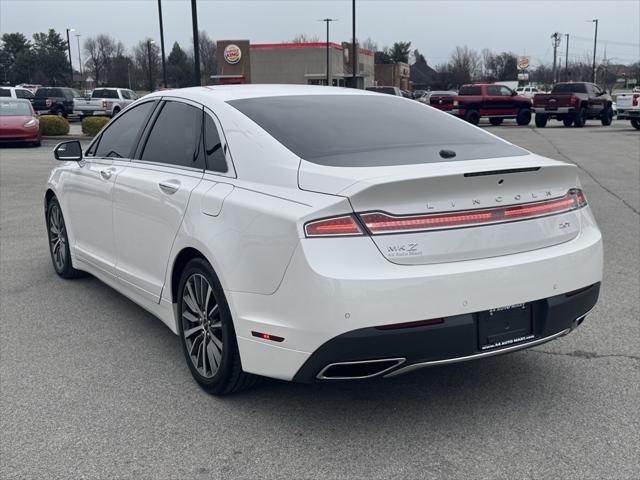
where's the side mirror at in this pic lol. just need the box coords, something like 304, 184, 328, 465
54, 140, 83, 161
511, 90, 518, 96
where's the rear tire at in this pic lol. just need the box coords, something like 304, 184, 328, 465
573, 107, 587, 128
535, 114, 548, 128
111, 107, 120, 118
46, 197, 84, 279
177, 257, 260, 395
631, 119, 640, 130
563, 117, 574, 127
516, 108, 532, 126
601, 106, 613, 126
464, 109, 480, 125
489, 118, 503, 126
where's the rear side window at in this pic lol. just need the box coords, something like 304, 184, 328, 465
459, 86, 482, 95
204, 113, 228, 173
141, 101, 203, 169
35, 88, 50, 98
229, 95, 527, 167
0, 89, 10, 97
94, 101, 155, 158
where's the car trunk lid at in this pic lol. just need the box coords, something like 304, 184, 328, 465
299, 155, 583, 265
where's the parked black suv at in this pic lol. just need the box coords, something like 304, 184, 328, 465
32, 87, 81, 117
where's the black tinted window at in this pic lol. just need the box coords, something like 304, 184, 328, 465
204, 113, 228, 173
0, 89, 10, 97
141, 101, 203, 169
16, 89, 34, 99
459, 86, 482, 95
552, 83, 587, 94
486, 85, 500, 96
93, 89, 118, 99
35, 88, 50, 98
95, 101, 155, 158
229, 95, 527, 167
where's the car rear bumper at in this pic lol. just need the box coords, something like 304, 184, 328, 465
616, 109, 640, 119
229, 208, 602, 381
534, 107, 574, 115
291, 282, 599, 382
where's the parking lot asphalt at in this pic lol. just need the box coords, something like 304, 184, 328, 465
1, 120, 639, 480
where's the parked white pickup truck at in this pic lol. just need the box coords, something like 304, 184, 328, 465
73, 88, 138, 118
616, 89, 640, 129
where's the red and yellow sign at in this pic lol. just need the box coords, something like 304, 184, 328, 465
224, 44, 242, 65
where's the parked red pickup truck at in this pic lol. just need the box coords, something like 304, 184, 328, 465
450, 84, 532, 126
533, 82, 613, 128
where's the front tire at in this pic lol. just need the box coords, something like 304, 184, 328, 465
516, 108, 532, 126
631, 119, 640, 130
563, 117, 574, 127
46, 197, 83, 279
177, 258, 259, 395
573, 107, 587, 128
601, 106, 613, 126
535, 114, 548, 128
464, 109, 480, 125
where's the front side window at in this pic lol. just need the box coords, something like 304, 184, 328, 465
487, 85, 501, 96
16, 89, 34, 99
499, 86, 512, 96
0, 89, 10, 97
204, 113, 228, 173
141, 101, 203, 169
94, 101, 155, 158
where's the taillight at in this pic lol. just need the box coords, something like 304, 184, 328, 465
453, 100, 459, 107
358, 189, 587, 235
633, 94, 639, 107
45, 99, 52, 107
304, 215, 363, 237
570, 95, 577, 106
102, 100, 108, 108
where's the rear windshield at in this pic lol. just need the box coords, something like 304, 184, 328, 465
93, 89, 119, 99
228, 95, 527, 167
0, 100, 32, 116
366, 87, 396, 95
552, 83, 587, 94
459, 86, 482, 95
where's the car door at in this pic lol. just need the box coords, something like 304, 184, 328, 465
589, 84, 605, 116
64, 99, 158, 276
112, 98, 205, 302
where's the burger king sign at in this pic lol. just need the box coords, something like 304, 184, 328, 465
224, 44, 242, 65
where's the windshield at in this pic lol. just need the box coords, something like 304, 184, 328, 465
228, 94, 527, 167
0, 100, 32, 116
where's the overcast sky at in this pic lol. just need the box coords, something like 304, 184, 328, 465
2, 0, 639, 67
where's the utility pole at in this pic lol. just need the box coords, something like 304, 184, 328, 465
564, 33, 569, 81
551, 32, 561, 84
191, 0, 201, 86
318, 18, 337, 86
75, 34, 83, 90
590, 19, 599, 83
66, 28, 75, 86
147, 40, 155, 91
157, 0, 167, 87
352, 0, 357, 88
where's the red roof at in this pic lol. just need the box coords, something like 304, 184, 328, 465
251, 42, 374, 56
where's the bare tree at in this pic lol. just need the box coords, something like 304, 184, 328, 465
361, 37, 378, 53
198, 31, 216, 85
84, 37, 103, 85
133, 38, 161, 91
448, 46, 481, 86
288, 34, 320, 44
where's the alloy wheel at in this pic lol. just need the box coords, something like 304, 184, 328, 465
181, 273, 223, 378
48, 204, 67, 271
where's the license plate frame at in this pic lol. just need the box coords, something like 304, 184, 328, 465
478, 303, 534, 351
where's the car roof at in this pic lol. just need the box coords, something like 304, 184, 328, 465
146, 84, 376, 104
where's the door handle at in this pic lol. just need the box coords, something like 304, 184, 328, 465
159, 180, 180, 194
100, 168, 115, 180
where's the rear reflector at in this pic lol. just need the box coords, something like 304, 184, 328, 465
376, 318, 444, 330
251, 331, 285, 342
304, 215, 363, 237
359, 189, 587, 234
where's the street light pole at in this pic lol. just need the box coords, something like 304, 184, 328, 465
564, 33, 569, 81
66, 28, 75, 86
147, 40, 155, 92
591, 19, 599, 83
352, 0, 357, 88
191, 0, 201, 86
75, 34, 83, 90
319, 18, 337, 86
157, 0, 167, 87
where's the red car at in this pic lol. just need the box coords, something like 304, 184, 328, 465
450, 83, 533, 126
0, 98, 41, 146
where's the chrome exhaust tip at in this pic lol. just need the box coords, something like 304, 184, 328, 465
316, 358, 406, 380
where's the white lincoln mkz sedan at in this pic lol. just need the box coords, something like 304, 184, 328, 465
45, 85, 602, 394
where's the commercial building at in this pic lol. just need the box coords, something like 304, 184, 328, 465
213, 40, 375, 88
374, 63, 411, 91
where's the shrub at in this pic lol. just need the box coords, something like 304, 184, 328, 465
39, 115, 70, 136
82, 116, 111, 137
